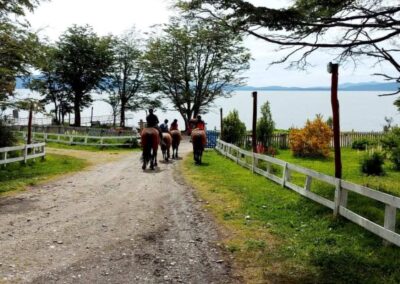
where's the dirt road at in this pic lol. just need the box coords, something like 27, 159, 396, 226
0, 141, 240, 283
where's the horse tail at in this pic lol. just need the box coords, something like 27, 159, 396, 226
143, 132, 153, 162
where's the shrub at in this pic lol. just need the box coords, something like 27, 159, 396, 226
352, 139, 371, 150
289, 115, 333, 158
0, 121, 17, 148
221, 109, 246, 145
256, 101, 275, 147
360, 151, 385, 176
381, 127, 400, 170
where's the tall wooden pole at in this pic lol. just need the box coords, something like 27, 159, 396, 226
329, 63, 342, 179
220, 108, 223, 133
252, 91, 258, 153
27, 103, 33, 145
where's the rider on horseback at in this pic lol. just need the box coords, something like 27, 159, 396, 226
159, 119, 169, 133
195, 115, 205, 130
170, 119, 178, 131
146, 109, 164, 145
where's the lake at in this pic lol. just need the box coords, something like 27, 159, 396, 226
11, 90, 400, 131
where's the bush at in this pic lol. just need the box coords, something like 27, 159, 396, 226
0, 121, 17, 147
352, 139, 372, 150
289, 115, 333, 158
256, 101, 275, 147
221, 109, 246, 145
360, 151, 385, 176
381, 127, 400, 170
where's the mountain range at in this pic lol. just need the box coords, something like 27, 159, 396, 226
16, 77, 399, 92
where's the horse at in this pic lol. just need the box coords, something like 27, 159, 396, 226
170, 130, 181, 159
140, 128, 160, 170
161, 132, 172, 161
191, 129, 207, 164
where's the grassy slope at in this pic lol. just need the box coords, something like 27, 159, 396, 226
182, 150, 400, 283
0, 154, 87, 194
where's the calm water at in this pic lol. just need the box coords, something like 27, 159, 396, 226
12, 90, 400, 131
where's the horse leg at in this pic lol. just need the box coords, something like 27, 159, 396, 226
154, 150, 158, 167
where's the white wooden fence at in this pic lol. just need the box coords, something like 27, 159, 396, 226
17, 132, 139, 147
216, 139, 400, 247
0, 143, 46, 166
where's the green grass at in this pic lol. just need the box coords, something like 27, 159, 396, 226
46, 142, 140, 152
182, 150, 400, 283
0, 154, 87, 194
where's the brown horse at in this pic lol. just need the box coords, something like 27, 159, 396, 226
140, 128, 160, 170
161, 132, 172, 161
191, 129, 206, 164
170, 130, 181, 159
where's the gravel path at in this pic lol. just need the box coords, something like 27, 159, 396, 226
0, 141, 241, 283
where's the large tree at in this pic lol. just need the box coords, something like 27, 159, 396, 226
29, 44, 71, 125
143, 18, 250, 129
180, 0, 400, 96
105, 30, 160, 127
54, 25, 114, 126
0, 0, 42, 101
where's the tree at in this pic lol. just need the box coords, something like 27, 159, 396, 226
256, 101, 275, 147
143, 18, 250, 130
54, 25, 114, 126
221, 109, 246, 145
0, 0, 42, 101
102, 93, 120, 127
105, 30, 159, 127
28, 44, 70, 125
179, 1, 400, 97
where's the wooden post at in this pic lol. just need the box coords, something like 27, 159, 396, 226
384, 205, 397, 246
27, 103, 33, 145
328, 63, 342, 179
252, 91, 258, 153
220, 108, 223, 134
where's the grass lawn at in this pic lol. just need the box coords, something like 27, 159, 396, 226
0, 154, 87, 195
182, 150, 400, 283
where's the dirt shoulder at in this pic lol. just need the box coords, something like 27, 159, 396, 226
0, 142, 240, 283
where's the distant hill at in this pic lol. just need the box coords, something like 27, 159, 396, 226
233, 81, 399, 92
16, 77, 399, 92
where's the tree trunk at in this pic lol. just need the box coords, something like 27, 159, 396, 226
73, 96, 81, 127
120, 101, 126, 128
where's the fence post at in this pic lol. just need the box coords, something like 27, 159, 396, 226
383, 205, 397, 246
3, 152, 7, 168
282, 163, 289, 187
24, 144, 28, 164
304, 176, 312, 191
236, 148, 240, 164
333, 179, 347, 216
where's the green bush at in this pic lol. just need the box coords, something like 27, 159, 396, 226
221, 109, 246, 145
351, 139, 371, 150
0, 121, 17, 147
360, 151, 385, 176
256, 101, 275, 147
381, 127, 400, 170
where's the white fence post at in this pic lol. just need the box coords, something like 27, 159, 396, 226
282, 163, 289, 187
334, 179, 348, 216
304, 176, 312, 191
384, 205, 397, 246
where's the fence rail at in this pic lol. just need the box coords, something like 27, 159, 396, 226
0, 143, 46, 166
16, 132, 139, 147
241, 131, 385, 149
216, 139, 400, 247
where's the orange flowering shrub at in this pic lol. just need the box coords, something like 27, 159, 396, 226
289, 115, 333, 158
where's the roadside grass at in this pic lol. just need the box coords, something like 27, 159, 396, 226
0, 154, 87, 195
46, 142, 140, 152
182, 150, 400, 283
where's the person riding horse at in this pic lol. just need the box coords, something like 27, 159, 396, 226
159, 119, 169, 133
146, 109, 163, 145
170, 119, 178, 131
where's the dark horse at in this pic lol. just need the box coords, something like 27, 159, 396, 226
191, 129, 206, 164
141, 128, 160, 170
170, 130, 181, 159
161, 132, 172, 162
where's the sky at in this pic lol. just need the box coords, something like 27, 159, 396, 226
26, 0, 394, 88
21, 0, 398, 130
